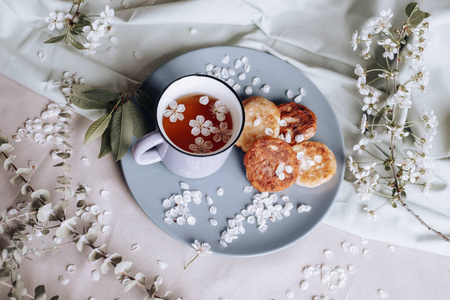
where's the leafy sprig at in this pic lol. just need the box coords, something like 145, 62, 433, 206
349, 3, 449, 242
68, 84, 152, 161
1, 132, 170, 299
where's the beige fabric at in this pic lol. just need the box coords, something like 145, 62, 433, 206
1, 73, 449, 300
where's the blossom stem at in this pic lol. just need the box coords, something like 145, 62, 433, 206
184, 253, 199, 269
388, 133, 450, 242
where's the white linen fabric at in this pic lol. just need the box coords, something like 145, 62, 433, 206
0, 0, 449, 258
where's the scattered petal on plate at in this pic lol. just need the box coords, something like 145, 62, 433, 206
206, 195, 213, 205
238, 72, 246, 80
157, 260, 168, 269
261, 84, 270, 93
244, 86, 253, 95
286, 89, 294, 99
234, 59, 243, 69
286, 289, 294, 299
243, 185, 253, 193
187, 216, 196, 225
209, 206, 217, 215
299, 87, 307, 96
131, 243, 140, 251
294, 95, 302, 103
209, 218, 218, 226
216, 187, 224, 196
252, 77, 261, 85
180, 182, 189, 190
222, 54, 230, 64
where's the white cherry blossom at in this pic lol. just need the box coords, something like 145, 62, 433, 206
189, 115, 213, 136
210, 100, 229, 121
45, 12, 66, 31
163, 100, 185, 123
100, 5, 115, 26
211, 122, 233, 143
189, 137, 213, 154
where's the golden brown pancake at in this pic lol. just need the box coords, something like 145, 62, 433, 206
292, 141, 336, 188
244, 138, 299, 192
235, 96, 280, 152
278, 102, 317, 145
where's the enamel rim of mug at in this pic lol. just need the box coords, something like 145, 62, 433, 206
154, 74, 245, 157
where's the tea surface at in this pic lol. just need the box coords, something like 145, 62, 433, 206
162, 93, 234, 154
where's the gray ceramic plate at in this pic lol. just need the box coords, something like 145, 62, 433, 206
121, 46, 344, 256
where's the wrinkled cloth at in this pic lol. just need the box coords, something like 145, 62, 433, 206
1, 0, 449, 259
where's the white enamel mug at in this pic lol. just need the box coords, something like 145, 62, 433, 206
132, 74, 245, 178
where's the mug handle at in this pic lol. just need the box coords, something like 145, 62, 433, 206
132, 131, 164, 165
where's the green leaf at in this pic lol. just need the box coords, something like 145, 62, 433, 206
50, 297, 59, 300
135, 273, 146, 285
409, 11, 425, 26
84, 113, 112, 144
110, 102, 134, 161
56, 152, 70, 159
10, 175, 25, 186
55, 217, 77, 239
148, 283, 157, 298
71, 85, 114, 110
70, 37, 85, 50
44, 35, 65, 44
53, 162, 72, 173
56, 176, 71, 185
129, 102, 148, 139
34, 285, 47, 300
98, 123, 112, 158
134, 90, 154, 116
82, 89, 122, 101
0, 269, 9, 282
405, 2, 418, 17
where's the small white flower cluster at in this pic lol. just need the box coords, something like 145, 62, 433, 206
81, 6, 117, 56
302, 265, 348, 294
162, 184, 203, 226
13, 102, 72, 146
349, 6, 436, 207
44, 5, 117, 57
219, 192, 296, 247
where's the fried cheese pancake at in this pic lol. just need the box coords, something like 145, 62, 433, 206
244, 138, 299, 192
278, 102, 317, 145
292, 141, 336, 188
235, 96, 280, 152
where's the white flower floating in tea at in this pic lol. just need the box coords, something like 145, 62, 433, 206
210, 100, 229, 121
189, 115, 213, 136
211, 122, 233, 143
163, 100, 185, 123
189, 137, 213, 154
